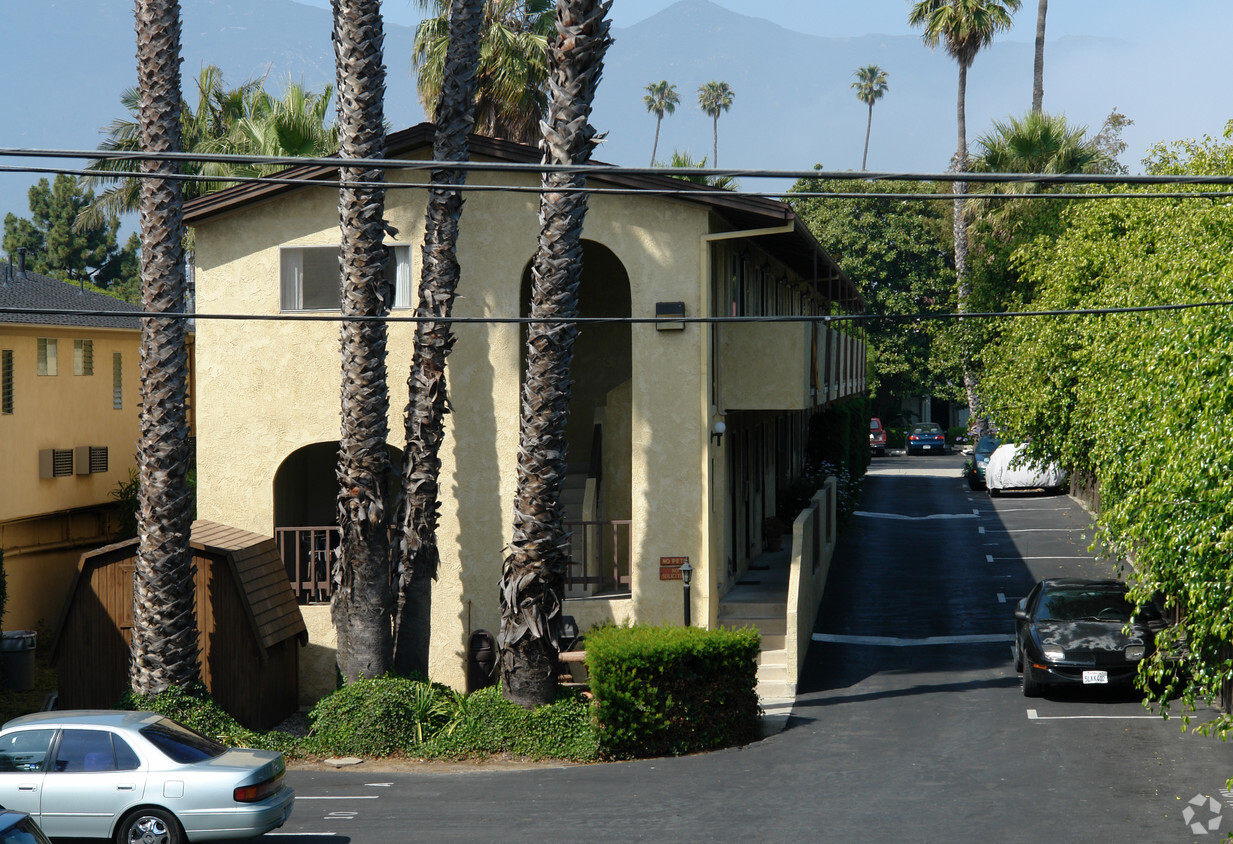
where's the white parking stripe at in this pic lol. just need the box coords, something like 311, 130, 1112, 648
989, 556, 1090, 561
997, 593, 1006, 603
813, 632, 1014, 646
296, 796, 380, 800
854, 511, 979, 521
1026, 709, 1159, 721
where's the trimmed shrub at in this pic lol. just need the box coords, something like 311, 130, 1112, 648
119, 682, 297, 754
419, 685, 599, 762
585, 623, 760, 759
303, 673, 451, 757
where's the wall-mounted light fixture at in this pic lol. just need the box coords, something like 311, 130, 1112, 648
655, 301, 686, 331
710, 420, 726, 446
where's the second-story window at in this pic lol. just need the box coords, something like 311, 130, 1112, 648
37, 338, 57, 376
74, 339, 94, 375
1, 349, 12, 414
113, 352, 123, 410
280, 245, 413, 311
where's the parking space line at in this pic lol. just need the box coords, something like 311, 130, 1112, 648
986, 554, 995, 563
854, 511, 979, 521
813, 632, 1014, 646
1026, 709, 1159, 721
997, 593, 1006, 603
296, 796, 380, 800
990, 555, 1090, 561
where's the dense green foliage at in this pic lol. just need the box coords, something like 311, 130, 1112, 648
979, 124, 1233, 731
802, 395, 869, 525
790, 176, 957, 417
2, 175, 140, 301
585, 623, 760, 759
120, 683, 297, 753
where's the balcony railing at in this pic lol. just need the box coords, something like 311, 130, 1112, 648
563, 519, 632, 598
276, 526, 339, 604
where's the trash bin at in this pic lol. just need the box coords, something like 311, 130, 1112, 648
466, 630, 497, 693
0, 631, 37, 692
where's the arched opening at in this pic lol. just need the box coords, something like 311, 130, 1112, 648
272, 441, 402, 602
519, 240, 633, 596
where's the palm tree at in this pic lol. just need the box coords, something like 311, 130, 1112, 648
1032, 0, 1047, 113
908, 0, 1020, 423
659, 150, 738, 191
851, 65, 889, 170
499, 0, 612, 709
394, 0, 485, 678
697, 81, 734, 169
643, 80, 679, 166
332, 0, 394, 683
129, 0, 199, 696
79, 67, 337, 229
413, 0, 554, 145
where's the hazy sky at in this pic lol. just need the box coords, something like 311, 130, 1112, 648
301, 0, 1221, 45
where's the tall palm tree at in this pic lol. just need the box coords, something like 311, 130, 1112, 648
413, 0, 554, 145
394, 0, 485, 678
643, 80, 679, 166
908, 0, 1020, 423
130, 0, 199, 696
499, 0, 613, 709
851, 65, 889, 170
79, 67, 336, 229
697, 81, 734, 169
1032, 0, 1047, 113
332, 0, 394, 683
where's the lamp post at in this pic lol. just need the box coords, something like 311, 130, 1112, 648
679, 560, 693, 627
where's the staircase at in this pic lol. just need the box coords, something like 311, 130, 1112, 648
717, 548, 795, 732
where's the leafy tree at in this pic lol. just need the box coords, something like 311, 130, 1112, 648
1032, 0, 1047, 112
500, 0, 612, 709
412, 0, 554, 145
908, 0, 1021, 426
3, 175, 139, 298
130, 0, 199, 697
979, 126, 1233, 734
79, 66, 337, 228
789, 172, 958, 417
851, 65, 889, 170
656, 150, 738, 191
395, 0, 485, 677
333, 0, 395, 683
697, 81, 734, 169
1091, 108, 1134, 176
643, 80, 679, 166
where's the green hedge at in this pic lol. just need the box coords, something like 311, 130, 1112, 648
585, 623, 760, 759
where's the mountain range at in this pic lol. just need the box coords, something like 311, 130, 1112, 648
2, 0, 1225, 235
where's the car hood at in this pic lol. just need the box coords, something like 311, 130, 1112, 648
1033, 620, 1149, 651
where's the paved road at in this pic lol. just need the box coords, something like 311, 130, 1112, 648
259, 453, 1232, 842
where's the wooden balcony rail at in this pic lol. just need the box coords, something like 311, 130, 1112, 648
563, 519, 632, 598
276, 525, 339, 604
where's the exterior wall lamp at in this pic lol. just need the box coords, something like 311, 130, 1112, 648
710, 421, 726, 446
679, 560, 693, 626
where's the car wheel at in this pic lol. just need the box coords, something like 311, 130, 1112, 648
967, 475, 982, 491
989, 486, 1001, 497
115, 807, 183, 844
1022, 661, 1043, 698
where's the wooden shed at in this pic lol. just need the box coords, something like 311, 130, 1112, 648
52, 520, 308, 729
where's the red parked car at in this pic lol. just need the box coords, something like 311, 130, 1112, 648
869, 418, 887, 456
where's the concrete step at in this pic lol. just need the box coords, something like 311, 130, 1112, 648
718, 600, 788, 619
757, 647, 787, 666
718, 616, 786, 637
757, 680, 796, 701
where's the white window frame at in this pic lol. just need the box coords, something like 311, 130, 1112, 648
37, 338, 57, 376
74, 339, 94, 376
280, 244, 413, 312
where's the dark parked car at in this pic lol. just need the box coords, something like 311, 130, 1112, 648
906, 422, 947, 455
869, 418, 887, 456
966, 435, 1001, 490
0, 811, 51, 844
1014, 578, 1164, 697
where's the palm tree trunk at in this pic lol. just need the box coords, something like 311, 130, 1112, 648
954, 60, 979, 422
499, 0, 613, 709
1032, 0, 1047, 113
861, 102, 873, 170
712, 114, 719, 169
393, 0, 485, 678
332, 0, 394, 683
130, 0, 199, 697
650, 114, 661, 166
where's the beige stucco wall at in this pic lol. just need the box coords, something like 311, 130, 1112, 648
0, 325, 141, 522
192, 160, 715, 693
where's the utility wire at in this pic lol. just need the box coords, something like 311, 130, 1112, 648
4, 300, 1231, 325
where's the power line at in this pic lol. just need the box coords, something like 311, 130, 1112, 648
4, 300, 1231, 326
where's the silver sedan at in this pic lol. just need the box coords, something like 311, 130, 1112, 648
0, 710, 294, 843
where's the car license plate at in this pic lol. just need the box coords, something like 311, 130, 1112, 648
923, 444, 932, 450
1082, 670, 1108, 685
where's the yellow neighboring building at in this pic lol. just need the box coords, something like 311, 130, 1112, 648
0, 265, 145, 630
185, 124, 866, 696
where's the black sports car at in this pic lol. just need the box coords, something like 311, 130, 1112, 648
1013, 578, 1163, 697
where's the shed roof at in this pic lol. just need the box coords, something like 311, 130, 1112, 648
0, 264, 141, 330
53, 519, 307, 661
183, 122, 864, 310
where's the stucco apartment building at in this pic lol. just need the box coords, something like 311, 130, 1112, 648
0, 264, 147, 630
184, 124, 867, 696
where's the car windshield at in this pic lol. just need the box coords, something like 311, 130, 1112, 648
911, 424, 941, 434
870, 419, 882, 431
140, 718, 227, 764
976, 436, 1000, 454
1036, 588, 1133, 622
